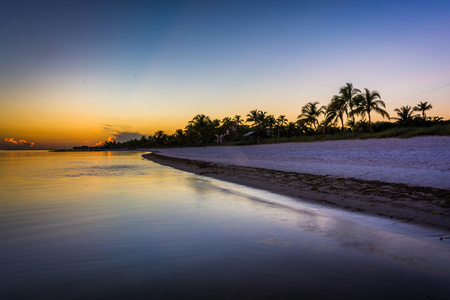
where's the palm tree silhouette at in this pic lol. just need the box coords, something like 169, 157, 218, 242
297, 101, 325, 131
393, 105, 419, 125
221, 117, 234, 140
339, 83, 361, 126
414, 101, 432, 120
154, 130, 167, 146
328, 95, 347, 130
276, 115, 288, 138
173, 129, 185, 147
246, 109, 259, 126
188, 114, 212, 144
233, 115, 244, 129
265, 114, 276, 137
319, 107, 335, 133
353, 89, 389, 132
246, 109, 267, 135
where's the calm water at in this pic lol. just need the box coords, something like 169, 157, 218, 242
1, 150, 449, 300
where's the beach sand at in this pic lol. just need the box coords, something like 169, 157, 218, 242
143, 136, 450, 230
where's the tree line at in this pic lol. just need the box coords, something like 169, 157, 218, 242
74, 83, 445, 150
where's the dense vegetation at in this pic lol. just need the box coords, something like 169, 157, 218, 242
74, 83, 448, 150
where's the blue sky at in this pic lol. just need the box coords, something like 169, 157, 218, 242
1, 0, 449, 147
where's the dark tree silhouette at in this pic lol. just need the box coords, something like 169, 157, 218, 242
297, 101, 325, 131
414, 101, 432, 120
353, 89, 389, 132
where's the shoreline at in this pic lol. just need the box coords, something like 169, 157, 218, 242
143, 152, 450, 231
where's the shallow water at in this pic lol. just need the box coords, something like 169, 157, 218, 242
0, 150, 449, 300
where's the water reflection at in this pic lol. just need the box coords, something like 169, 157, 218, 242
0, 151, 449, 299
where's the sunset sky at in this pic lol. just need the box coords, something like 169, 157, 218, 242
1, 0, 449, 149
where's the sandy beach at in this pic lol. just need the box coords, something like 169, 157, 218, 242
143, 136, 450, 230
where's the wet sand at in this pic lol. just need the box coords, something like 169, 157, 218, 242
145, 136, 450, 189
144, 136, 450, 229
143, 153, 449, 230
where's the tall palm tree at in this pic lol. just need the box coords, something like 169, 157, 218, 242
276, 115, 288, 138
328, 95, 347, 130
353, 89, 389, 132
393, 105, 419, 125
414, 101, 432, 120
339, 83, 361, 126
319, 107, 335, 134
297, 101, 325, 131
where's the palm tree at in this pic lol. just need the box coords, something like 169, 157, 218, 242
233, 115, 244, 129
297, 101, 325, 131
184, 124, 198, 144
246, 109, 267, 135
173, 129, 185, 147
264, 114, 276, 137
188, 114, 212, 143
339, 83, 361, 126
414, 101, 432, 120
275, 115, 288, 138
189, 114, 211, 128
319, 108, 333, 133
328, 95, 347, 130
353, 89, 389, 132
393, 105, 419, 125
153, 130, 167, 147
212, 119, 222, 141
221, 117, 234, 141
246, 109, 260, 126
257, 110, 267, 126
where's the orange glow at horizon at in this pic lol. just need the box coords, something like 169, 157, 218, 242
5, 137, 35, 147
93, 136, 116, 147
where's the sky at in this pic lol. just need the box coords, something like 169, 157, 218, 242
1, 0, 449, 149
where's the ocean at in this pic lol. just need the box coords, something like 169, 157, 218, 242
1, 150, 449, 299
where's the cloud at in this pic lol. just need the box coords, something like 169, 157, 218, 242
94, 131, 145, 146
111, 131, 144, 142
101, 124, 147, 142
93, 126, 148, 146
4, 138, 35, 147
102, 124, 130, 131
93, 135, 116, 147
91, 124, 150, 146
